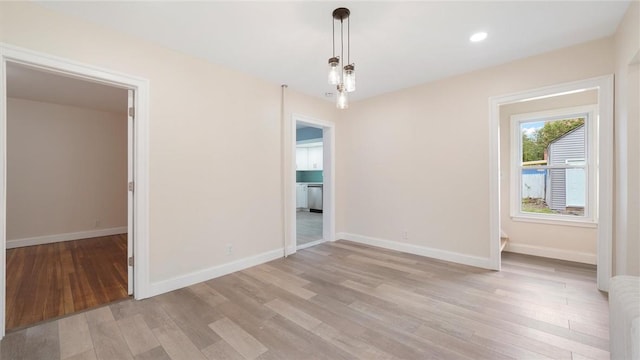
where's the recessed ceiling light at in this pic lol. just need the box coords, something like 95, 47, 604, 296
470, 32, 488, 42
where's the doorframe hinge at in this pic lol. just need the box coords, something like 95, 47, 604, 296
128, 181, 134, 192
128, 107, 135, 119
128, 256, 134, 267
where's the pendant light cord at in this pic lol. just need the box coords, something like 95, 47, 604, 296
347, 16, 350, 65
332, 18, 336, 57
340, 19, 344, 83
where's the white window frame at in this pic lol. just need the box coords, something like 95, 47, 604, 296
510, 105, 597, 227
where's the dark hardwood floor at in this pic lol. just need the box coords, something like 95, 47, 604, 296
5, 234, 128, 330
1, 240, 609, 359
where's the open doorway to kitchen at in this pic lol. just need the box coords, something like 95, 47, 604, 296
288, 114, 335, 254
295, 123, 324, 249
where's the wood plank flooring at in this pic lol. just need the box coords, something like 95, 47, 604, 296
1, 240, 609, 359
5, 234, 129, 331
296, 211, 322, 245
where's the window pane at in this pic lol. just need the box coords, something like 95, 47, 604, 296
521, 168, 552, 214
520, 168, 585, 216
514, 107, 593, 222
521, 121, 545, 163
565, 168, 586, 211
520, 117, 585, 165
519, 116, 587, 217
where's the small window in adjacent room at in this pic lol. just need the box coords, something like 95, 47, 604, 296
510, 105, 597, 226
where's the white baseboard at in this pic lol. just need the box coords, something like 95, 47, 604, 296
6, 226, 128, 249
285, 245, 297, 256
147, 248, 284, 297
336, 232, 348, 241
296, 238, 326, 251
336, 232, 492, 270
505, 242, 596, 265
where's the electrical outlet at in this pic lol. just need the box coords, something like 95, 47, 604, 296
402, 231, 408, 240
226, 244, 233, 256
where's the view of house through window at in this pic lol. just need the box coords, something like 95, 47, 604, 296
512, 106, 595, 221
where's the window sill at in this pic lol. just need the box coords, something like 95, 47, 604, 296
510, 215, 597, 228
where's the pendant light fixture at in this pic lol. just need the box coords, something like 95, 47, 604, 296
328, 7, 355, 109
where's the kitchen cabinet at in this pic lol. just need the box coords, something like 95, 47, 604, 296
296, 184, 308, 208
296, 143, 323, 170
296, 148, 308, 170
307, 146, 323, 170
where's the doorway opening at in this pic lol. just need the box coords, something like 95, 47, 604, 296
288, 114, 335, 254
295, 123, 324, 249
489, 75, 613, 291
0, 43, 150, 339
4, 62, 132, 331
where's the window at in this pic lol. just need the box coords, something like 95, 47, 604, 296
510, 105, 597, 226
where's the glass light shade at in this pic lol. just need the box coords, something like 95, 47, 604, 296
328, 57, 340, 85
344, 64, 355, 92
336, 85, 348, 109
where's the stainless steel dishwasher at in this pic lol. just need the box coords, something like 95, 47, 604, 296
308, 184, 323, 213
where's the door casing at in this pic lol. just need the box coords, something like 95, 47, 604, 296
287, 114, 336, 255
488, 75, 614, 291
0, 43, 151, 338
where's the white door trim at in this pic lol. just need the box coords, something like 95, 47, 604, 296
287, 114, 336, 255
127, 89, 135, 295
0, 43, 151, 338
488, 75, 614, 291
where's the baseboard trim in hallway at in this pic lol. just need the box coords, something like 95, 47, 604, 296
504, 242, 597, 265
336, 232, 493, 269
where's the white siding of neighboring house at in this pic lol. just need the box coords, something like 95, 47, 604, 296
546, 125, 586, 211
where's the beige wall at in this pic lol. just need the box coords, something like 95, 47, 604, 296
7, 97, 127, 240
614, 1, 640, 276
337, 37, 614, 260
0, 2, 337, 283
0, 1, 636, 289
499, 91, 598, 263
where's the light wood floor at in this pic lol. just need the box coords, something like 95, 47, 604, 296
296, 211, 322, 245
1, 240, 609, 360
5, 234, 129, 331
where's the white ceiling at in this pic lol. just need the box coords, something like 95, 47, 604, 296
33, 1, 630, 102
7, 62, 128, 114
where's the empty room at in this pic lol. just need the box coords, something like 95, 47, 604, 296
0, 1, 638, 360
4, 63, 131, 332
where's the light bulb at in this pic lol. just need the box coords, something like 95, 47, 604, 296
328, 57, 340, 85
336, 84, 348, 109
344, 64, 355, 92
470, 32, 488, 42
